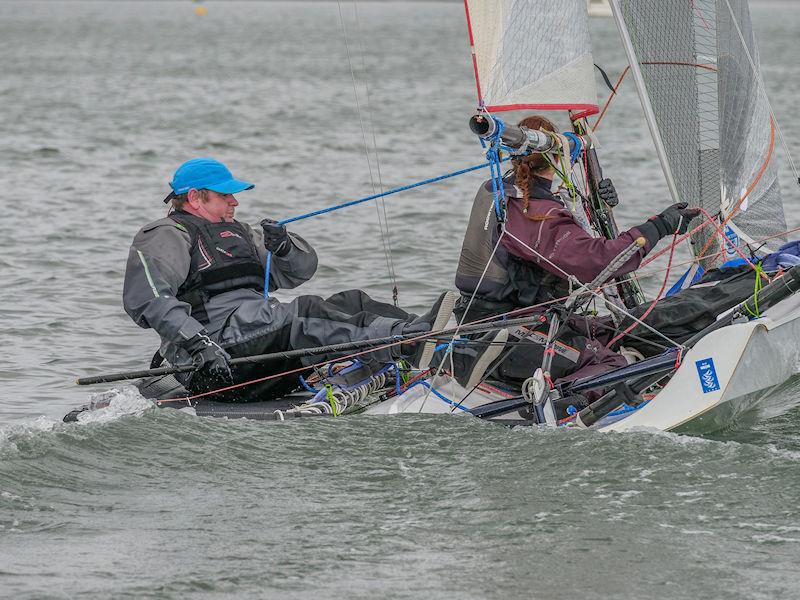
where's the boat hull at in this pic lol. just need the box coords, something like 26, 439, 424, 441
365, 297, 800, 434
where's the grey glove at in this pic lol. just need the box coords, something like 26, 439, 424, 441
260, 218, 291, 256
183, 332, 232, 383
597, 178, 619, 207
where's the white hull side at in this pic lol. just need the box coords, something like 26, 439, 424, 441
604, 301, 800, 432
367, 301, 800, 434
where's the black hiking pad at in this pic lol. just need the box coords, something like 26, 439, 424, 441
615, 266, 759, 356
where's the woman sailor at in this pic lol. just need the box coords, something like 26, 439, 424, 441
450, 115, 700, 406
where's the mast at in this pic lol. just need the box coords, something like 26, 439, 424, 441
608, 0, 682, 206
573, 116, 645, 308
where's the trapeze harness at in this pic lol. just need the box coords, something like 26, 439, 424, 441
170, 211, 265, 325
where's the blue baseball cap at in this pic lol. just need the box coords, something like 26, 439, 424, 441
164, 157, 254, 203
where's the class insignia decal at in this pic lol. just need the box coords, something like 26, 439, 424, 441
695, 358, 721, 393
220, 230, 242, 239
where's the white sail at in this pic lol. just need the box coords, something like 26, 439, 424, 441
612, 0, 786, 266
464, 0, 599, 115
587, 0, 612, 18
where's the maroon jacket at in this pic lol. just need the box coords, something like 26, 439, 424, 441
501, 178, 654, 285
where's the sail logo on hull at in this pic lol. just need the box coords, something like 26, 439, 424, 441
695, 358, 721, 393
724, 225, 740, 257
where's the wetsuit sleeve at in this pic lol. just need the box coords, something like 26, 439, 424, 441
501, 200, 654, 284
122, 223, 206, 344
249, 225, 318, 291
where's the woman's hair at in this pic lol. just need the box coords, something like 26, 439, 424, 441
511, 115, 558, 216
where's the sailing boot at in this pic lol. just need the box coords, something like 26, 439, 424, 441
409, 291, 457, 370
552, 393, 590, 420
451, 328, 509, 389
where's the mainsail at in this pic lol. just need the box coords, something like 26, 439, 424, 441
464, 0, 599, 115
611, 0, 785, 267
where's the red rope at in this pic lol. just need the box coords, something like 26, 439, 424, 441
606, 229, 679, 349
696, 117, 777, 262
639, 218, 711, 268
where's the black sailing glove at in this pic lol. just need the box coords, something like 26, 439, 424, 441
183, 332, 232, 382
597, 178, 619, 207
652, 203, 702, 236
637, 202, 702, 247
260, 219, 291, 256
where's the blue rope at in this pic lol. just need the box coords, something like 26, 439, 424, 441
298, 374, 318, 393
561, 132, 583, 164
394, 362, 402, 396
262, 159, 510, 299
282, 161, 505, 225
483, 119, 507, 223
263, 250, 273, 299
406, 380, 470, 413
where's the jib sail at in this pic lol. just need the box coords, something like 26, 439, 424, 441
612, 0, 785, 267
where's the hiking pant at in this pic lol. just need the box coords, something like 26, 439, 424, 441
185, 290, 419, 400
224, 289, 421, 363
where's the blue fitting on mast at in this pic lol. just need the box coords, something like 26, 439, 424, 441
482, 115, 508, 223
562, 132, 583, 164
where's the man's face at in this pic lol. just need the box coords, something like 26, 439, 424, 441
188, 189, 239, 222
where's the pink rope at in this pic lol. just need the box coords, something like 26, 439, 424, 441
606, 230, 679, 349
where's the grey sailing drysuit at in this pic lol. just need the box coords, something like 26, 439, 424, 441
123, 211, 421, 395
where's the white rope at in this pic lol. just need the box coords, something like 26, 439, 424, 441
502, 229, 683, 349
352, 0, 399, 302
336, 1, 399, 302
417, 229, 508, 412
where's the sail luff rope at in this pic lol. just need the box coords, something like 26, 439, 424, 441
462, 0, 485, 108
336, 1, 398, 300
721, 0, 799, 182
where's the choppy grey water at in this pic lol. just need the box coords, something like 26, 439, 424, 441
2, 1, 800, 598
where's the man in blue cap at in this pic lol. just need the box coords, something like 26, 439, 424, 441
123, 158, 454, 398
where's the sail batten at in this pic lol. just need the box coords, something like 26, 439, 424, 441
464, 0, 598, 114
